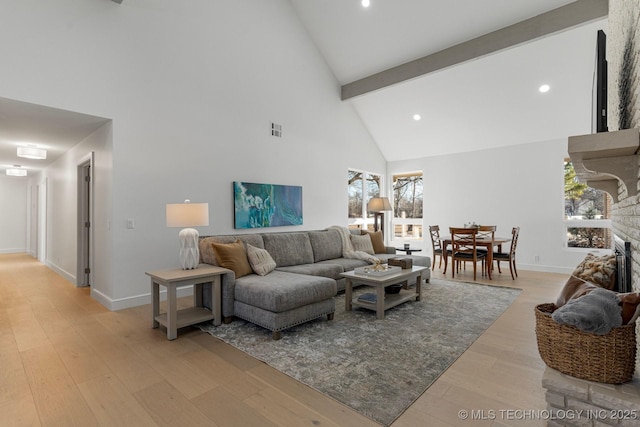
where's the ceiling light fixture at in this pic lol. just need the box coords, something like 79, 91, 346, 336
361, 0, 370, 7
17, 145, 47, 160
413, 114, 421, 121
6, 165, 27, 176
539, 84, 551, 93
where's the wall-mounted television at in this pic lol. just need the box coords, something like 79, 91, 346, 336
594, 29, 608, 133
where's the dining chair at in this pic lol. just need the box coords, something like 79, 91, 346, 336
428, 225, 451, 270
449, 227, 488, 281
476, 225, 496, 241
476, 225, 497, 275
493, 227, 520, 280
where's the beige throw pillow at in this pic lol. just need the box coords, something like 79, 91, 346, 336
350, 234, 375, 255
362, 230, 386, 254
246, 244, 277, 276
211, 240, 253, 278
571, 253, 617, 290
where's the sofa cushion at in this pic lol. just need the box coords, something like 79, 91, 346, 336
277, 263, 344, 280
246, 244, 276, 276
262, 232, 314, 267
362, 230, 386, 254
200, 234, 264, 266
308, 230, 343, 262
234, 271, 336, 312
211, 240, 253, 278
316, 258, 369, 271
350, 234, 375, 255
571, 253, 616, 290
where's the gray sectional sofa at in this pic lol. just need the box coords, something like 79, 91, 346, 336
199, 228, 431, 339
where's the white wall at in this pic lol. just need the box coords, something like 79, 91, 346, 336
0, 0, 385, 309
389, 138, 596, 274
27, 123, 113, 304
0, 175, 27, 253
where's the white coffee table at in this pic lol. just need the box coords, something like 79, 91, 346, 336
340, 265, 427, 319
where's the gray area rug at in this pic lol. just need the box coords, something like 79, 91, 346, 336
199, 278, 521, 426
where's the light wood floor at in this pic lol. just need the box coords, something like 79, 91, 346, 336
0, 253, 566, 426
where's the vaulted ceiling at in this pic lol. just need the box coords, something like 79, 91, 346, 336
291, 0, 607, 161
0, 1, 607, 175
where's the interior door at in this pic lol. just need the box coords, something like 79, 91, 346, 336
77, 161, 91, 287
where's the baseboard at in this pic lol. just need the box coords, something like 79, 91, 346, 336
517, 264, 573, 274
0, 248, 26, 254
46, 260, 76, 284
94, 286, 195, 311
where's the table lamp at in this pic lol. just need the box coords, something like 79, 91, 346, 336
166, 200, 209, 269
367, 196, 391, 235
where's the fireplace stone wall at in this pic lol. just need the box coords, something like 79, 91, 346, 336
607, 0, 640, 379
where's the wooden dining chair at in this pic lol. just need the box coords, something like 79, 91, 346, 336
449, 227, 488, 281
428, 225, 451, 270
493, 227, 520, 280
476, 225, 496, 241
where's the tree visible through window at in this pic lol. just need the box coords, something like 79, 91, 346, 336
564, 161, 611, 248
392, 172, 423, 239
348, 169, 381, 229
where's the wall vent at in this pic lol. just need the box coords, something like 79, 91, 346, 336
271, 123, 282, 138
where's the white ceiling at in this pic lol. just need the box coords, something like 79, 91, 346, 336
0, 97, 109, 176
0, 1, 607, 175
291, 0, 607, 161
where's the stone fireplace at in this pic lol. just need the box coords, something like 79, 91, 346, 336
568, 0, 640, 377
548, 0, 640, 419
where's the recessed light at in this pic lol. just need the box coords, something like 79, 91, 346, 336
539, 84, 550, 93
413, 114, 421, 121
361, 0, 370, 7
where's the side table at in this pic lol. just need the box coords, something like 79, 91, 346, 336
395, 247, 422, 255
145, 264, 229, 340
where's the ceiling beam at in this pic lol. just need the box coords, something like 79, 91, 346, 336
341, 0, 608, 100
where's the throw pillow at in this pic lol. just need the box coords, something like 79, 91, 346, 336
350, 234, 375, 255
618, 292, 640, 324
246, 243, 277, 276
555, 275, 598, 307
571, 253, 617, 290
362, 230, 386, 254
211, 240, 253, 278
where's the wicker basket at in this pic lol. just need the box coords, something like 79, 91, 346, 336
535, 303, 637, 384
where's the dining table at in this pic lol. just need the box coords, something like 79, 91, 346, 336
440, 235, 511, 279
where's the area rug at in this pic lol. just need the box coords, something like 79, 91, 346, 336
199, 278, 521, 426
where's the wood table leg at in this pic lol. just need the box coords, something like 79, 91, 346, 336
167, 284, 177, 340
151, 280, 160, 329
376, 285, 385, 319
345, 278, 353, 312
416, 273, 422, 301
213, 275, 222, 326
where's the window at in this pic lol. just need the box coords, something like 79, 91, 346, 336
348, 169, 381, 229
564, 161, 611, 249
392, 171, 423, 240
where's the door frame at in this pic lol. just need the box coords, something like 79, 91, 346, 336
37, 178, 47, 264
76, 152, 94, 287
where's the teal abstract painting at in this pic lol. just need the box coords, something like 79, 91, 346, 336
233, 182, 303, 229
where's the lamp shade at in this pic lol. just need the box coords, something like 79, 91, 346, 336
367, 196, 391, 212
166, 201, 209, 227
17, 146, 47, 160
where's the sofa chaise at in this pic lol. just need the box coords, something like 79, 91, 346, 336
199, 228, 431, 339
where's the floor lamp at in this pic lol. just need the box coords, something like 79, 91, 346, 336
166, 200, 209, 269
367, 197, 391, 236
